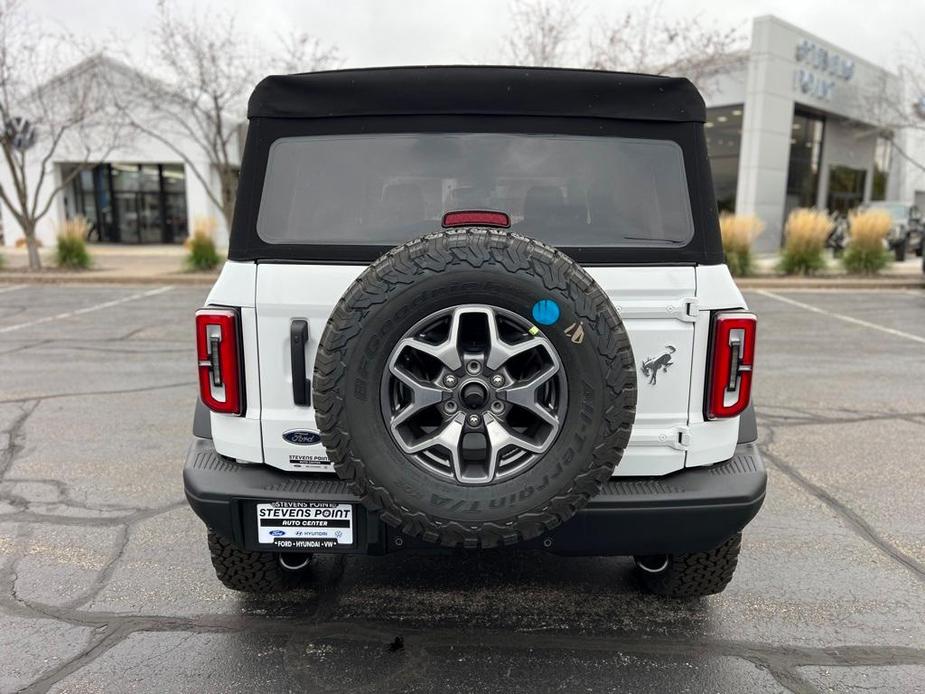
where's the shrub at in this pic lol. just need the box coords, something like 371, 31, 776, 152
779, 208, 832, 275
55, 217, 92, 270
719, 213, 764, 277
185, 216, 221, 271
843, 209, 891, 275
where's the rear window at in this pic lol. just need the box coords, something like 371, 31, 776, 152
256, 133, 694, 248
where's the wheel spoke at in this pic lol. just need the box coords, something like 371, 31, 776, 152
394, 308, 464, 370
484, 309, 552, 370
484, 413, 547, 481
388, 363, 445, 427
396, 415, 465, 477
499, 361, 561, 426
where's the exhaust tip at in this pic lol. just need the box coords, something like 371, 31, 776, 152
278, 553, 312, 571
634, 555, 669, 574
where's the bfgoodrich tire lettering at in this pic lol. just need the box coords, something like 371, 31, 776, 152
313, 229, 637, 548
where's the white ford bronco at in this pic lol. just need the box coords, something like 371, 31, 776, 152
184, 66, 765, 598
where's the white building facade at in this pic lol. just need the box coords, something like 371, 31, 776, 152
0, 57, 239, 250
701, 16, 911, 252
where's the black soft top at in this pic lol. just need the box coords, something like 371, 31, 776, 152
247, 66, 706, 123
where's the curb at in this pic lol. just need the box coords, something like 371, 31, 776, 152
0, 272, 218, 286
736, 277, 925, 290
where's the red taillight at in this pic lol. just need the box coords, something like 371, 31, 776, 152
706, 312, 756, 419
195, 308, 242, 415
442, 210, 511, 228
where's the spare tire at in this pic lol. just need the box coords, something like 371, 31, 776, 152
314, 229, 636, 548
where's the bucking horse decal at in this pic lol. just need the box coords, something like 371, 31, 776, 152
640, 345, 676, 385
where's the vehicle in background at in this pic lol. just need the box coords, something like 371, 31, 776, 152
864, 201, 924, 262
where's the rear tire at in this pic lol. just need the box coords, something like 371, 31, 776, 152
635, 533, 742, 598
894, 243, 907, 262
207, 530, 311, 592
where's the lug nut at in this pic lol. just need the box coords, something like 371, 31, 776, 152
490, 374, 504, 387
466, 360, 481, 374
467, 414, 481, 427
444, 401, 459, 414
490, 401, 504, 414
443, 374, 458, 388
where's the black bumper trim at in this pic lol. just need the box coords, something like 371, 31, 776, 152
184, 438, 766, 556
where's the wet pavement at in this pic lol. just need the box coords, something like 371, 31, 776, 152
0, 283, 923, 693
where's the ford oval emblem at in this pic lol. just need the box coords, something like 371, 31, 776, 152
269, 530, 285, 537
282, 430, 322, 445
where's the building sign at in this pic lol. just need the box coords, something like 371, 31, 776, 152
793, 39, 854, 101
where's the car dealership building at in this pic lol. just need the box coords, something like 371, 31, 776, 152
2, 17, 924, 254
700, 15, 919, 252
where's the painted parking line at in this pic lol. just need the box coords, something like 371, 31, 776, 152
756, 289, 925, 345
0, 284, 25, 295
0, 286, 174, 334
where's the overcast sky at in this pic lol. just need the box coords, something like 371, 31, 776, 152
29, 0, 925, 73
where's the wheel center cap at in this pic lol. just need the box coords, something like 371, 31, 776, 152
460, 382, 488, 409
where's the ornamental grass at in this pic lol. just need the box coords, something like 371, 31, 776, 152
843, 209, 892, 275
719, 212, 764, 277
779, 208, 832, 275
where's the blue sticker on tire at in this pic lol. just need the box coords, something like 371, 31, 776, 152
531, 299, 560, 325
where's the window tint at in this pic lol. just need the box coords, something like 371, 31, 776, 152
256, 133, 694, 248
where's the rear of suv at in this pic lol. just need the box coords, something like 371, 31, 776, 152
184, 66, 766, 598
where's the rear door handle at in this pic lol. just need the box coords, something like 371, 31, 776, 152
290, 319, 311, 406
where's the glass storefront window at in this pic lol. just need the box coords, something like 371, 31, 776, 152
872, 136, 892, 201
704, 105, 744, 212
64, 163, 189, 244
784, 110, 825, 219
111, 164, 139, 193
162, 164, 186, 193
827, 165, 867, 214
140, 164, 161, 193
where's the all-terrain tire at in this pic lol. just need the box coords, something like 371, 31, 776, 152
314, 228, 637, 549
635, 533, 742, 598
207, 530, 310, 592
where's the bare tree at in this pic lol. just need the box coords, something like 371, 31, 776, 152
840, 44, 925, 181
588, 2, 744, 88
885, 47, 925, 174
120, 1, 338, 233
507, 0, 581, 67
505, 0, 743, 91
0, 0, 126, 269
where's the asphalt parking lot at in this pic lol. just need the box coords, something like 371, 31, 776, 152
0, 282, 923, 693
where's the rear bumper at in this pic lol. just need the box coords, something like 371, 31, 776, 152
184, 437, 766, 556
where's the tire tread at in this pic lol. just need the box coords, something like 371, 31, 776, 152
313, 228, 637, 549
638, 533, 742, 598
207, 530, 306, 592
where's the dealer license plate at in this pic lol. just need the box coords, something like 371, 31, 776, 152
256, 501, 354, 549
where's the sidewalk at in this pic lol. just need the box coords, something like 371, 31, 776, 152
1, 244, 923, 288
0, 244, 220, 285
752, 252, 925, 277
738, 253, 925, 289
